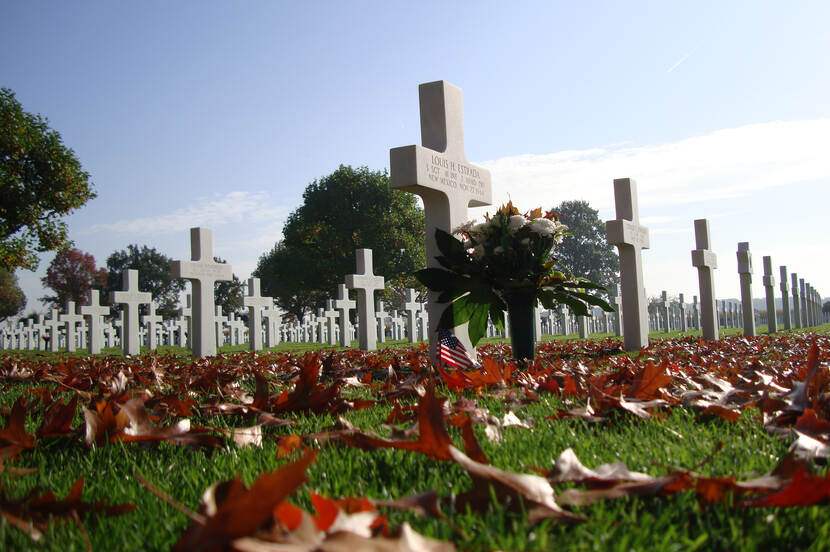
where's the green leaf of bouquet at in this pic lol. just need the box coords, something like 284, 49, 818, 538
415, 268, 459, 292
488, 301, 505, 332
559, 296, 589, 316
569, 290, 614, 312
467, 302, 491, 347
435, 228, 467, 260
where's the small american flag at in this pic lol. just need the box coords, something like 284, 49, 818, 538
437, 329, 477, 369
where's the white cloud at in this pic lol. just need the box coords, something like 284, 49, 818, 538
475, 119, 830, 216
81, 191, 290, 236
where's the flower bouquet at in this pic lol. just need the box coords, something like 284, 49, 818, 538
415, 202, 613, 361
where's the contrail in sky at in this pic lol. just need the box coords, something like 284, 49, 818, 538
666, 47, 697, 73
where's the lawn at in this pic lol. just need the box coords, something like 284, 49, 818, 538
1, 327, 829, 551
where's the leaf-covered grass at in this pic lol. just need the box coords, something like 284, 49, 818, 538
1, 327, 829, 550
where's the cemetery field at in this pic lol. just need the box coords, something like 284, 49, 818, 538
1, 330, 829, 551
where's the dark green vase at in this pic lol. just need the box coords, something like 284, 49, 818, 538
505, 290, 536, 361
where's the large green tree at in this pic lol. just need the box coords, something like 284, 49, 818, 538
0, 88, 95, 271
549, 200, 619, 294
0, 268, 26, 322
254, 165, 425, 317
106, 245, 185, 318
214, 257, 245, 318
41, 248, 107, 309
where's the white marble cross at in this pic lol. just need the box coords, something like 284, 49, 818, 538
142, 302, 163, 350
59, 300, 84, 353
762, 256, 777, 334
214, 305, 228, 348
678, 293, 687, 332
80, 289, 110, 354
244, 277, 272, 351
110, 270, 151, 355
791, 272, 801, 329
262, 301, 284, 348
605, 178, 649, 351
691, 219, 718, 341
182, 294, 192, 350
390, 80, 492, 362
375, 300, 387, 344
323, 299, 338, 346
778, 266, 792, 330
736, 242, 756, 337
170, 228, 233, 357
333, 284, 355, 347
800, 279, 808, 327
403, 288, 420, 344
345, 249, 385, 351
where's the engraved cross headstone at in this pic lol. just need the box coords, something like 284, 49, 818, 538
791, 272, 801, 329
170, 228, 233, 357
323, 299, 338, 346
345, 249, 385, 351
244, 277, 272, 351
333, 284, 356, 347
110, 269, 151, 355
403, 288, 420, 344
762, 256, 777, 333
605, 178, 649, 350
141, 302, 163, 350
779, 266, 791, 330
736, 242, 756, 337
80, 289, 110, 354
59, 300, 84, 353
390, 80, 492, 362
691, 219, 719, 341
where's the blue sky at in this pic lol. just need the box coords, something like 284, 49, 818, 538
3, 1, 829, 313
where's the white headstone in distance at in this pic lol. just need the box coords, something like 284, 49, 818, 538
606, 178, 649, 351
110, 269, 151, 355
791, 272, 801, 329
345, 249, 385, 351
80, 290, 109, 354
736, 242, 756, 337
761, 256, 777, 334
59, 300, 84, 353
678, 293, 687, 332
779, 266, 791, 330
692, 295, 700, 330
609, 284, 623, 337
799, 278, 807, 327
333, 284, 355, 347
417, 303, 429, 341
142, 302, 163, 350
182, 294, 193, 350
375, 300, 386, 343
691, 219, 719, 341
170, 228, 233, 357
214, 305, 228, 349
390, 80, 492, 362
324, 299, 338, 346
244, 277, 272, 351
262, 301, 284, 348
403, 288, 420, 344
660, 291, 670, 333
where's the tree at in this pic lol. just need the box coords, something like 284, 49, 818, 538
0, 88, 96, 271
0, 268, 26, 322
106, 245, 185, 318
40, 248, 107, 309
549, 200, 619, 294
254, 165, 425, 318
214, 257, 245, 318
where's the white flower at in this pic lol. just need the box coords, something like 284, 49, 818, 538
507, 215, 527, 233
528, 218, 559, 237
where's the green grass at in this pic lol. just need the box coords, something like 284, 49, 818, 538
1, 328, 829, 550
